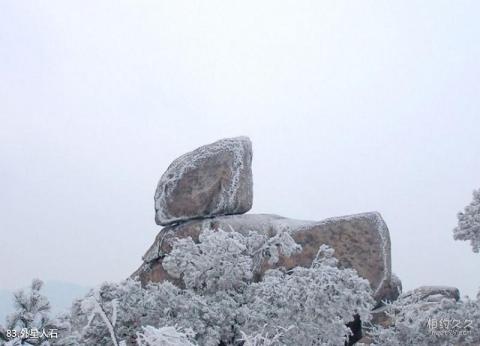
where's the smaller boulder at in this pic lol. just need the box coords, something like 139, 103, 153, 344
376, 273, 402, 306
404, 286, 460, 302
154, 136, 253, 225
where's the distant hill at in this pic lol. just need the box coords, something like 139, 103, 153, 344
0, 281, 90, 322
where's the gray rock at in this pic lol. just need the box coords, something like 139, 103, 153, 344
154, 137, 253, 225
404, 286, 460, 302
378, 273, 403, 305
135, 212, 392, 302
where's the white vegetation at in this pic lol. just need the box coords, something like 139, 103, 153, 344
162, 229, 301, 293
454, 189, 480, 253
238, 326, 293, 346
369, 289, 480, 346
136, 326, 196, 346
239, 245, 374, 345
0, 279, 69, 346
1, 229, 376, 345
5, 226, 478, 345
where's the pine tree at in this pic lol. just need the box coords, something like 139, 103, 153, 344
0, 279, 65, 346
454, 189, 480, 253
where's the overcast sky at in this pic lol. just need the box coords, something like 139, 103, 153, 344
1, 1, 479, 297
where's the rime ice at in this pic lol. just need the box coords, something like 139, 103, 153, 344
154, 136, 253, 226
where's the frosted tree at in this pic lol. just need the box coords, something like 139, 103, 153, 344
69, 279, 239, 346
136, 326, 196, 346
240, 245, 375, 346
59, 229, 376, 345
454, 188, 480, 253
369, 289, 480, 345
0, 279, 65, 346
238, 326, 293, 346
162, 228, 301, 294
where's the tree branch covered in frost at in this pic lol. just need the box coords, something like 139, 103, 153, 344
80, 294, 120, 346
454, 188, 480, 253
20, 229, 374, 345
69, 279, 240, 345
238, 326, 293, 346
369, 289, 480, 346
136, 326, 196, 346
162, 229, 301, 293
0, 279, 64, 346
240, 244, 375, 346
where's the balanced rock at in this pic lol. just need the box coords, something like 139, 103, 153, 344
154, 136, 253, 225
134, 212, 393, 302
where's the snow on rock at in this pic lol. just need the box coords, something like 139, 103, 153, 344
380, 272, 402, 303
154, 136, 253, 226
403, 285, 460, 302
370, 285, 462, 331
134, 212, 394, 303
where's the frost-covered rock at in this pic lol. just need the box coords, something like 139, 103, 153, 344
134, 212, 393, 302
369, 286, 480, 346
403, 285, 460, 303
380, 273, 402, 304
154, 136, 253, 226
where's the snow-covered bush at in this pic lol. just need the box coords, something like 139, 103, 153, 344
454, 188, 480, 253
69, 279, 239, 346
68, 230, 303, 345
136, 326, 196, 346
162, 229, 301, 293
161, 230, 373, 345
238, 326, 293, 346
3, 230, 376, 345
240, 245, 375, 345
369, 289, 480, 346
0, 279, 67, 346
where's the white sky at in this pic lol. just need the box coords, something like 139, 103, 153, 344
0, 1, 479, 297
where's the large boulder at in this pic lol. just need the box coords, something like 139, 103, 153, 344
134, 212, 393, 302
154, 136, 253, 225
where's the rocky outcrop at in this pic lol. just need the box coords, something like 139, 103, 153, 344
154, 136, 253, 226
133, 136, 403, 310
135, 212, 394, 303
379, 273, 402, 304
403, 285, 460, 303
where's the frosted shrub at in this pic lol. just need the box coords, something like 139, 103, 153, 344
241, 245, 375, 346
0, 279, 66, 346
370, 289, 480, 346
7, 230, 376, 345
162, 229, 254, 293
136, 326, 196, 346
454, 188, 480, 253
238, 326, 293, 346
69, 280, 237, 346
162, 229, 301, 293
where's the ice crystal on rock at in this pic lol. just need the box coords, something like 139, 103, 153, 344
154, 137, 253, 225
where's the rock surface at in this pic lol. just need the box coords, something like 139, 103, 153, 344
378, 272, 402, 305
403, 285, 460, 302
134, 212, 393, 302
154, 136, 253, 226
